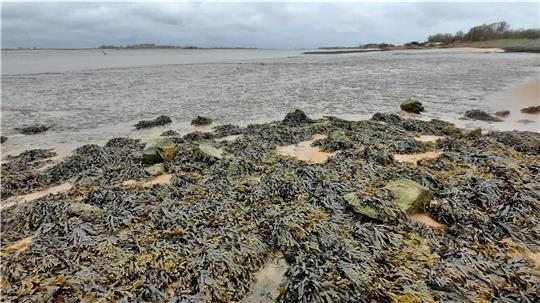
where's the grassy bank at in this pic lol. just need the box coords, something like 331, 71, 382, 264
446, 39, 540, 53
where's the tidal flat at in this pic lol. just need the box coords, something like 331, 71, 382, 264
1, 109, 539, 302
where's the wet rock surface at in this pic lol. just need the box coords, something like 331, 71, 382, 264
1, 135, 7, 144
495, 110, 510, 117
134, 115, 172, 129
1, 111, 539, 302
142, 137, 177, 164
464, 109, 503, 122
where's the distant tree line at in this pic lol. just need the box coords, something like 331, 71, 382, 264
428, 21, 540, 43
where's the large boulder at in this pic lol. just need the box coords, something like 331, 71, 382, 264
67, 203, 103, 221
343, 193, 381, 219
282, 109, 313, 127
142, 138, 177, 164
400, 99, 424, 113
464, 110, 502, 122
384, 179, 432, 213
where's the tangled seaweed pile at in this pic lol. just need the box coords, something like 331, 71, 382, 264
1, 111, 539, 302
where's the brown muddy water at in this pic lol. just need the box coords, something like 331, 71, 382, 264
1, 48, 539, 158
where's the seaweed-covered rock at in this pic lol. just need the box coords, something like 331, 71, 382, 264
67, 203, 103, 221
191, 116, 213, 126
1, 136, 7, 144
343, 193, 381, 219
16, 124, 53, 135
464, 110, 502, 122
194, 143, 225, 159
134, 115, 172, 129
384, 179, 432, 213
142, 138, 177, 164
461, 128, 482, 138
282, 109, 312, 127
521, 106, 540, 114
489, 131, 540, 155
495, 110, 510, 117
400, 99, 425, 113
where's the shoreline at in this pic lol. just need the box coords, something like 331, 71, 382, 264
1, 110, 539, 301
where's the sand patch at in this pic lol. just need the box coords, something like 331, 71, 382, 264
1, 182, 73, 210
414, 135, 444, 143
394, 151, 442, 166
3, 236, 33, 254
122, 174, 172, 188
277, 134, 338, 164
244, 254, 288, 303
217, 134, 242, 142
409, 213, 445, 229
501, 238, 540, 275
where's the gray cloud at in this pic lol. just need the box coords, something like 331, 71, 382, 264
2, 2, 539, 49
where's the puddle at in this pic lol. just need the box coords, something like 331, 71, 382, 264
122, 174, 172, 188
394, 151, 442, 166
414, 135, 445, 143
3, 236, 33, 254
276, 134, 338, 164
409, 213, 445, 229
217, 134, 242, 142
1, 182, 73, 210
244, 255, 288, 303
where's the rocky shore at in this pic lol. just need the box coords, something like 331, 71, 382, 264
1, 111, 539, 302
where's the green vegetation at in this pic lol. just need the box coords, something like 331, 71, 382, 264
428, 21, 539, 43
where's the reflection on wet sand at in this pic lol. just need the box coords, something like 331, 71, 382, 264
394, 151, 442, 166
244, 254, 288, 303
1, 182, 73, 210
277, 134, 338, 164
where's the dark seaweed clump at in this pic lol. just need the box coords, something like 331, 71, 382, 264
1, 111, 539, 302
16, 124, 53, 135
191, 116, 213, 126
134, 115, 172, 129
282, 109, 313, 127
1, 135, 7, 143
464, 110, 502, 122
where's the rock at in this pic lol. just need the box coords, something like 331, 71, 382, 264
145, 163, 166, 176
16, 125, 53, 135
282, 109, 313, 127
521, 106, 540, 114
343, 193, 381, 219
67, 203, 103, 221
195, 143, 225, 159
76, 176, 99, 187
517, 119, 535, 125
142, 138, 177, 164
400, 99, 425, 113
134, 115, 172, 129
463, 110, 502, 122
191, 116, 213, 126
461, 128, 482, 138
0, 136, 7, 144
444, 124, 462, 136
495, 110, 510, 117
161, 130, 180, 137
384, 179, 432, 214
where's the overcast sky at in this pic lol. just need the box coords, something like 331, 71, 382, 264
2, 2, 539, 49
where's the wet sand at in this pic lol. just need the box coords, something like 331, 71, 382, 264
276, 134, 338, 163
0, 182, 73, 210
244, 255, 288, 303
394, 151, 442, 166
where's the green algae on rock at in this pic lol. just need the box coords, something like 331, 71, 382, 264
144, 163, 166, 176
343, 192, 381, 219
400, 99, 425, 113
66, 202, 103, 221
142, 137, 177, 164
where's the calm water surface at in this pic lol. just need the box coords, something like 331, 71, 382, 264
1, 48, 539, 157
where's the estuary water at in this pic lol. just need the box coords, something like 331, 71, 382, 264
1, 48, 539, 157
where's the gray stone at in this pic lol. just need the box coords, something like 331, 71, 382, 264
462, 128, 482, 138
145, 163, 166, 176
142, 138, 177, 164
384, 179, 432, 214
67, 203, 103, 221
343, 192, 381, 219
400, 99, 425, 113
195, 143, 225, 159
